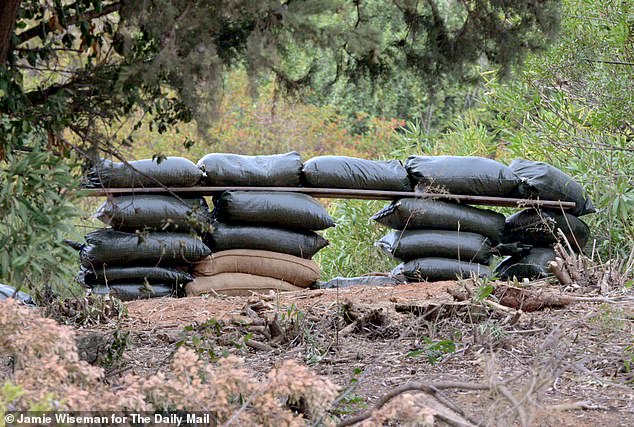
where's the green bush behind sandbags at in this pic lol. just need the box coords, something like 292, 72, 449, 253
204, 223, 328, 259
95, 195, 213, 232
377, 229, 493, 264
80, 229, 211, 267
213, 191, 334, 230
494, 247, 557, 280
509, 159, 595, 216
86, 157, 203, 188
372, 198, 505, 244
502, 208, 590, 251
198, 152, 302, 186
302, 156, 412, 190
392, 257, 490, 282
405, 155, 523, 196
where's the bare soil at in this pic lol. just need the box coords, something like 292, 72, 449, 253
78, 281, 634, 426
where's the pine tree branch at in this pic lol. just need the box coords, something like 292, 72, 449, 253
15, 2, 121, 46
585, 58, 634, 66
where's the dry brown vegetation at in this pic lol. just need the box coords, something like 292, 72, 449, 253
3, 260, 633, 426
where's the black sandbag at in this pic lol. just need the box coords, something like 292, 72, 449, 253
302, 156, 412, 191
213, 191, 334, 231
89, 283, 176, 301
509, 159, 595, 216
406, 155, 523, 196
198, 152, 302, 186
494, 247, 557, 280
86, 157, 202, 188
0, 283, 37, 306
204, 223, 328, 259
80, 229, 211, 267
392, 258, 490, 282
77, 266, 194, 286
503, 208, 590, 251
492, 242, 533, 257
377, 230, 492, 264
372, 198, 506, 243
95, 195, 212, 232
312, 275, 405, 289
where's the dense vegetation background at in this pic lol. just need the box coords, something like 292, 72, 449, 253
1, 0, 632, 296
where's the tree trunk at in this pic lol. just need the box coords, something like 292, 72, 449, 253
0, 0, 21, 64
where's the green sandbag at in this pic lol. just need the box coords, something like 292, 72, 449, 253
502, 208, 590, 251
494, 247, 556, 280
377, 230, 492, 264
392, 257, 490, 282
198, 152, 302, 186
89, 283, 177, 301
312, 276, 405, 289
406, 155, 523, 196
213, 191, 334, 231
204, 223, 328, 259
77, 266, 193, 286
302, 156, 412, 191
372, 198, 506, 243
95, 195, 212, 232
509, 159, 595, 216
86, 157, 202, 188
80, 229, 211, 267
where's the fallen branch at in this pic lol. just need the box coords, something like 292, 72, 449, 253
243, 338, 274, 352
494, 284, 576, 312
336, 381, 488, 427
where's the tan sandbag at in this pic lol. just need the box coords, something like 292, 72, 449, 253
185, 274, 303, 297
192, 249, 320, 287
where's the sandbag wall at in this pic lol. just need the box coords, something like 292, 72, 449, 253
493, 159, 594, 280
372, 198, 501, 281
372, 156, 594, 282
77, 157, 212, 300
188, 153, 332, 296
78, 153, 595, 293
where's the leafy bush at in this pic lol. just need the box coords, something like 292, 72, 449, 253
316, 200, 399, 280
0, 299, 339, 424
0, 144, 82, 299
395, 0, 634, 259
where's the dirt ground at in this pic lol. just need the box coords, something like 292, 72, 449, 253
78, 281, 634, 426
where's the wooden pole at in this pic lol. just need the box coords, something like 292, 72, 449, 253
80, 186, 577, 210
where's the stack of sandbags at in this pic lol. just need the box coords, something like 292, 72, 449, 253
494, 160, 594, 281
372, 198, 504, 282
78, 157, 212, 300
187, 249, 322, 296
189, 152, 333, 296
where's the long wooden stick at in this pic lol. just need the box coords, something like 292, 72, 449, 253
81, 186, 576, 209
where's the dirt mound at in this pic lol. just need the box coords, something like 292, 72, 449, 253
124, 281, 459, 328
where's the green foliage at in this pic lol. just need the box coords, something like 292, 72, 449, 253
316, 200, 399, 280
3, 0, 561, 147
0, 143, 80, 297
623, 343, 634, 383
474, 284, 495, 303
417, 0, 634, 258
176, 318, 225, 362
406, 338, 456, 365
